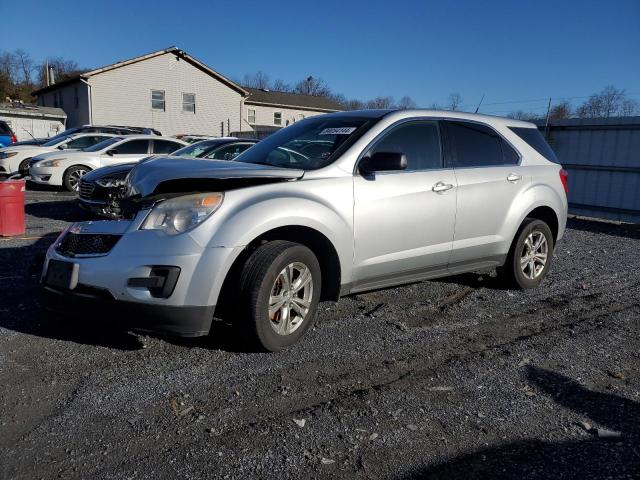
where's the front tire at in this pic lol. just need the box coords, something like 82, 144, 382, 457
238, 240, 321, 351
63, 165, 91, 192
18, 158, 32, 177
498, 218, 554, 289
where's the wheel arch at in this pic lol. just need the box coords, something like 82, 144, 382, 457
216, 225, 342, 311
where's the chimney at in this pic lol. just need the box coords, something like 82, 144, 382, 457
49, 66, 56, 85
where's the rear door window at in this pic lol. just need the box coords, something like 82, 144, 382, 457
446, 121, 519, 167
0, 121, 12, 134
152, 140, 182, 154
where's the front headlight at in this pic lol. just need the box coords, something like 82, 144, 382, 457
96, 177, 126, 188
38, 158, 65, 167
0, 151, 18, 159
140, 192, 224, 235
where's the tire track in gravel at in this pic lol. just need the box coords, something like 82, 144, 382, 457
77, 278, 640, 477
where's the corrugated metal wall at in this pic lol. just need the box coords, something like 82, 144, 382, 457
539, 117, 640, 223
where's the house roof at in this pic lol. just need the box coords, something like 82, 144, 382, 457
244, 87, 344, 112
32, 46, 248, 96
0, 102, 66, 119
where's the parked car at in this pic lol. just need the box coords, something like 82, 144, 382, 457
10, 125, 162, 147
0, 120, 17, 147
29, 135, 186, 191
0, 133, 117, 176
42, 110, 568, 351
173, 134, 218, 143
78, 138, 259, 217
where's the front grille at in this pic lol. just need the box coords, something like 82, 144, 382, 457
56, 233, 122, 257
79, 180, 95, 200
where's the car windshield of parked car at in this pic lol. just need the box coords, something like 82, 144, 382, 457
235, 117, 375, 170
172, 140, 225, 158
83, 137, 123, 152
42, 136, 71, 147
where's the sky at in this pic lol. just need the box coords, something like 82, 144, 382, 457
2, 0, 639, 115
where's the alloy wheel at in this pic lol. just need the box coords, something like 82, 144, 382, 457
268, 262, 313, 335
520, 230, 548, 280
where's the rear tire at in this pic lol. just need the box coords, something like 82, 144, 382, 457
238, 240, 321, 352
63, 165, 91, 192
498, 218, 554, 289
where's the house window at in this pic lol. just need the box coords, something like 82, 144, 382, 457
247, 108, 256, 124
182, 93, 195, 113
151, 90, 165, 111
274, 111, 282, 126
53, 92, 58, 108
59, 91, 64, 108
74, 87, 79, 109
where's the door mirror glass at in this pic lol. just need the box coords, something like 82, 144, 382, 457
106, 149, 117, 156
359, 152, 407, 174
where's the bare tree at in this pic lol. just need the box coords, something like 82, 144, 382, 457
343, 98, 365, 110
397, 96, 417, 109
294, 76, 331, 97
366, 96, 395, 109
242, 70, 270, 89
37, 56, 82, 86
428, 102, 443, 110
447, 93, 463, 111
271, 78, 292, 92
508, 110, 540, 121
13, 49, 34, 85
549, 101, 572, 120
577, 85, 628, 118
620, 98, 639, 116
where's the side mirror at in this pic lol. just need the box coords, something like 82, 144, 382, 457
359, 151, 407, 175
106, 149, 117, 156
58, 144, 67, 150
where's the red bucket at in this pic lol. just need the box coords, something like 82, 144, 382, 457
0, 179, 26, 236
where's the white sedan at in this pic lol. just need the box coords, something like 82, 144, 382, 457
0, 133, 116, 176
29, 135, 187, 191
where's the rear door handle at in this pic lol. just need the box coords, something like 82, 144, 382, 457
507, 173, 522, 183
432, 181, 454, 193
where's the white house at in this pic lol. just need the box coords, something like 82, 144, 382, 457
239, 88, 344, 138
33, 47, 247, 137
32, 46, 344, 138
0, 102, 66, 141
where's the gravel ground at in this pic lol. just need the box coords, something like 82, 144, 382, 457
1, 188, 639, 479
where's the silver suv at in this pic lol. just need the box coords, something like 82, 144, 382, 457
42, 110, 568, 351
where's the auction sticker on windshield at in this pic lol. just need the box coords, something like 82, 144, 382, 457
319, 127, 357, 135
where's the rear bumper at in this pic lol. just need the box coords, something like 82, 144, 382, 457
43, 285, 215, 337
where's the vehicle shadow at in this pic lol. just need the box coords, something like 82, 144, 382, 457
400, 366, 640, 479
25, 199, 92, 222
0, 236, 249, 353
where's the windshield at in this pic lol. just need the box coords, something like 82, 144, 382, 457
235, 116, 376, 170
42, 135, 71, 147
83, 136, 123, 152
172, 140, 228, 158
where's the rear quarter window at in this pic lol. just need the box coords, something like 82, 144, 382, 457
509, 127, 560, 164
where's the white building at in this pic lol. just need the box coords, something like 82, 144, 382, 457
239, 88, 343, 138
0, 102, 66, 141
32, 47, 343, 138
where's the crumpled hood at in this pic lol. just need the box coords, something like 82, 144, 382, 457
126, 156, 304, 198
82, 162, 138, 182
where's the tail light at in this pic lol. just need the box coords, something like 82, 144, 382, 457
559, 169, 569, 194
9, 133, 17, 144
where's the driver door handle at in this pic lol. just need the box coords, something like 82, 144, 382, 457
432, 181, 454, 193
507, 173, 522, 183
